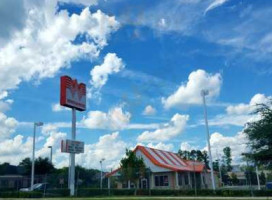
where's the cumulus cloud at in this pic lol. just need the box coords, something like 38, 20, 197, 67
0, 99, 13, 113
180, 142, 197, 151
76, 132, 127, 170
36, 125, 67, 160
226, 94, 270, 115
82, 106, 131, 130
137, 113, 189, 142
208, 94, 270, 127
52, 103, 70, 112
0, 2, 119, 95
147, 142, 174, 151
90, 53, 125, 89
162, 69, 222, 109
0, 0, 27, 43
0, 112, 18, 139
0, 135, 33, 164
206, 131, 248, 164
142, 105, 156, 116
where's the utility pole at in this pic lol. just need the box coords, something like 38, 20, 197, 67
31, 122, 43, 191
201, 90, 216, 190
256, 166, 261, 190
69, 108, 76, 196
216, 150, 222, 187
100, 158, 105, 189
48, 146, 53, 164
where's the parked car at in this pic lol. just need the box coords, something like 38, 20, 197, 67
20, 183, 48, 192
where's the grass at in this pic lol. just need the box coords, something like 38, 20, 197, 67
3, 197, 272, 200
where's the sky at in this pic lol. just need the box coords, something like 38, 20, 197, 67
0, 0, 272, 170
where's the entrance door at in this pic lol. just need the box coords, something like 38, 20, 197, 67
141, 179, 147, 189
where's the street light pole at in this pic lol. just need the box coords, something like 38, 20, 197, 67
31, 122, 43, 191
100, 158, 105, 190
48, 146, 53, 164
201, 90, 216, 190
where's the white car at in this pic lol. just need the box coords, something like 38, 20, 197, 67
20, 183, 47, 192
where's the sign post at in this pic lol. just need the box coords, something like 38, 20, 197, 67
60, 76, 86, 196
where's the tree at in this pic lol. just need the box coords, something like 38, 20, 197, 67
35, 157, 54, 174
119, 149, 146, 195
223, 147, 232, 171
259, 171, 266, 185
19, 157, 54, 175
213, 160, 219, 172
19, 158, 32, 175
230, 172, 239, 185
202, 151, 210, 169
244, 101, 272, 168
178, 150, 190, 160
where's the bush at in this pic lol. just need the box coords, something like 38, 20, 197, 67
77, 188, 109, 197
45, 188, 70, 197
0, 189, 69, 198
0, 191, 43, 198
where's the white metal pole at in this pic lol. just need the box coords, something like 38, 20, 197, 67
31, 124, 36, 191
216, 150, 222, 187
100, 160, 102, 189
256, 166, 261, 190
69, 108, 76, 196
50, 147, 53, 164
48, 146, 52, 164
201, 90, 216, 190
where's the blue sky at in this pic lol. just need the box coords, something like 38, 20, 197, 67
0, 0, 272, 169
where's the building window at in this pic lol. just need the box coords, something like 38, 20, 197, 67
184, 173, 189, 185
178, 173, 183, 186
154, 175, 169, 186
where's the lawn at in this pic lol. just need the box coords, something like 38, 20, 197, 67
3, 197, 272, 200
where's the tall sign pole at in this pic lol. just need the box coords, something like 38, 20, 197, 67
201, 89, 216, 190
69, 108, 76, 195
60, 76, 86, 196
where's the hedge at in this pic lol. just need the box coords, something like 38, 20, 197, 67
76, 188, 272, 197
0, 188, 70, 198
1, 188, 272, 198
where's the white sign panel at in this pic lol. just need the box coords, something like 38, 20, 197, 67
61, 140, 84, 154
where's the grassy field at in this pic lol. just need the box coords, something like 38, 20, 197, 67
3, 197, 272, 200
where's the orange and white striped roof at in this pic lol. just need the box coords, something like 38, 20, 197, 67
106, 145, 205, 177
136, 145, 205, 172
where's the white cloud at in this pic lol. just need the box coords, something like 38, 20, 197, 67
205, 0, 229, 14
142, 105, 156, 116
0, 135, 33, 164
208, 94, 270, 127
82, 106, 131, 130
206, 131, 248, 164
90, 53, 125, 89
0, 2, 119, 94
180, 142, 197, 151
76, 132, 127, 170
0, 99, 13, 112
162, 69, 222, 109
36, 125, 67, 160
137, 113, 189, 142
226, 94, 270, 115
52, 103, 70, 112
0, 91, 8, 100
147, 142, 174, 151
0, 112, 18, 139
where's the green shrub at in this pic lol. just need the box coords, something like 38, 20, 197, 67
0, 191, 43, 198
45, 188, 70, 197
77, 188, 108, 197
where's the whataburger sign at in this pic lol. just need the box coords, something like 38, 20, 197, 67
61, 140, 84, 154
60, 75, 86, 111
59, 75, 86, 196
